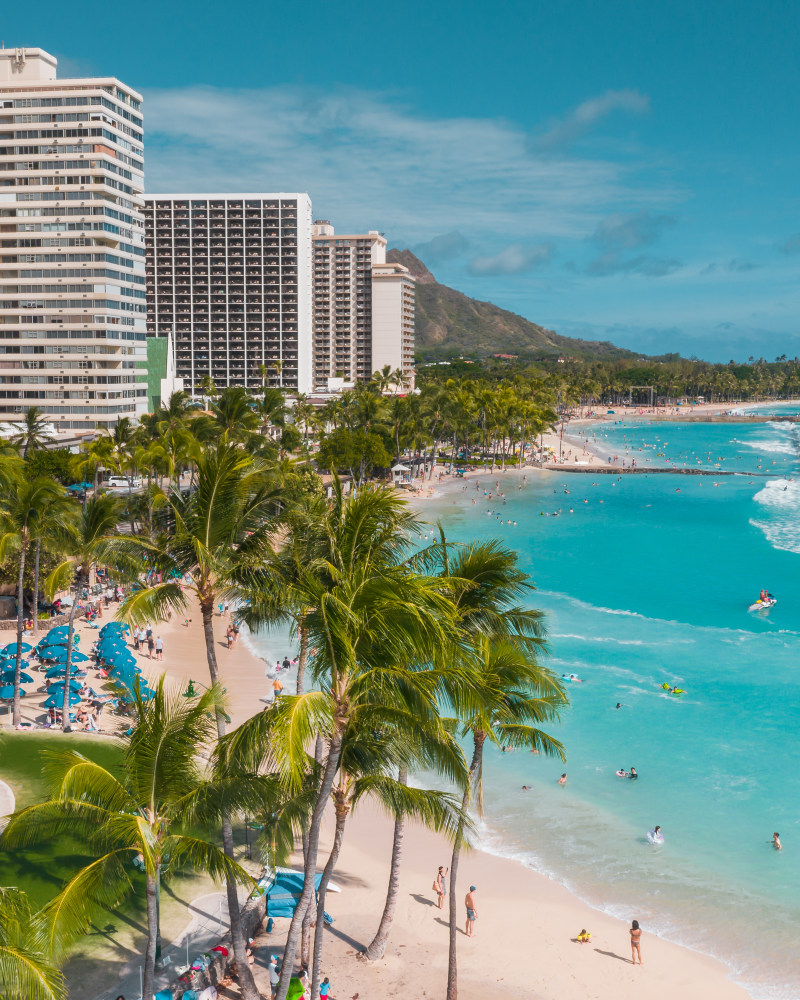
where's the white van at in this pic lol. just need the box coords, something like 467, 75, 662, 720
107, 477, 142, 489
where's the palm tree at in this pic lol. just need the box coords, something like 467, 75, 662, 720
30, 490, 76, 640
0, 886, 66, 1000
0, 679, 255, 1000
0, 477, 70, 726
44, 493, 131, 731
446, 640, 566, 1000
117, 443, 278, 1000
308, 705, 466, 990
10, 407, 55, 458
251, 483, 459, 1000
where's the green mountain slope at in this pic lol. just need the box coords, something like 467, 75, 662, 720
386, 249, 636, 361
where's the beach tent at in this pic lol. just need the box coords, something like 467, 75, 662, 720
254, 868, 338, 924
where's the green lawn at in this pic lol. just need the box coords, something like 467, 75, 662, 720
0, 731, 235, 999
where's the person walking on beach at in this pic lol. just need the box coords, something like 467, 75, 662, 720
433, 865, 448, 909
267, 955, 280, 999
630, 919, 642, 964
272, 676, 284, 701
465, 885, 478, 937
147, 632, 155, 659
155, 635, 163, 661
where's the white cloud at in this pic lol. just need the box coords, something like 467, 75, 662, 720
533, 89, 651, 151
143, 84, 678, 252
468, 243, 553, 276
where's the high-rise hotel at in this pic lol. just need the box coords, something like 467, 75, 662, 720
0, 47, 147, 429
144, 194, 313, 394
312, 221, 415, 390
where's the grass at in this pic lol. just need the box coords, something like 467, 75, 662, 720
0, 731, 248, 999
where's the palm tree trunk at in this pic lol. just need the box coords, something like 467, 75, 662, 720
32, 538, 41, 639
310, 803, 348, 999
12, 542, 27, 727
200, 597, 260, 1000
300, 732, 326, 968
276, 729, 343, 1000
363, 766, 407, 960
296, 622, 309, 696
61, 593, 78, 732
143, 870, 159, 1000
447, 733, 485, 1000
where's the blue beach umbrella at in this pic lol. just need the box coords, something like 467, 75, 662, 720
48, 679, 84, 693
43, 692, 80, 708
44, 666, 86, 679
0, 684, 22, 700
2, 643, 32, 656
0, 670, 34, 684
99, 623, 129, 637
0, 658, 30, 671
39, 649, 90, 664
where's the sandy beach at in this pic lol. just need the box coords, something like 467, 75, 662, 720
31, 598, 748, 1000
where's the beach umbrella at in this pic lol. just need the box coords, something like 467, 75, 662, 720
99, 623, 128, 637
48, 679, 84, 693
39, 648, 90, 664
44, 666, 87, 679
0, 658, 30, 671
2, 642, 32, 656
0, 684, 23, 700
0, 670, 34, 685
43, 692, 80, 709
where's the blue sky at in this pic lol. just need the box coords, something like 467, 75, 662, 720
7, 0, 800, 360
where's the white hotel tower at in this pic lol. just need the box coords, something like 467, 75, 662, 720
0, 47, 147, 429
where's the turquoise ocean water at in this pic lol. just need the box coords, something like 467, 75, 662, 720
419, 418, 800, 1000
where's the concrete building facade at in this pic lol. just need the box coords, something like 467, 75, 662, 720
371, 260, 415, 382
0, 47, 147, 429
144, 194, 313, 395
312, 221, 414, 391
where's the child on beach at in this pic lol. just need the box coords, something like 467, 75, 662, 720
577, 929, 591, 944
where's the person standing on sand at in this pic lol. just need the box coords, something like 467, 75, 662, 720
155, 635, 163, 661
433, 865, 448, 909
272, 676, 284, 701
465, 885, 478, 937
630, 919, 642, 964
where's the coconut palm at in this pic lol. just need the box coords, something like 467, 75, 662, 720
0, 477, 71, 726
0, 886, 66, 1000
0, 679, 255, 1000
244, 483, 459, 1000
9, 406, 55, 458
446, 638, 566, 1000
44, 493, 132, 731
308, 704, 467, 994
116, 443, 279, 1000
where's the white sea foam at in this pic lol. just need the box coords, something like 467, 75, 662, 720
751, 478, 800, 553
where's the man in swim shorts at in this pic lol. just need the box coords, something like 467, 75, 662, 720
465, 886, 478, 937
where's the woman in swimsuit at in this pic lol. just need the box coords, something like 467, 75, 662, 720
434, 866, 448, 909
630, 920, 642, 964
